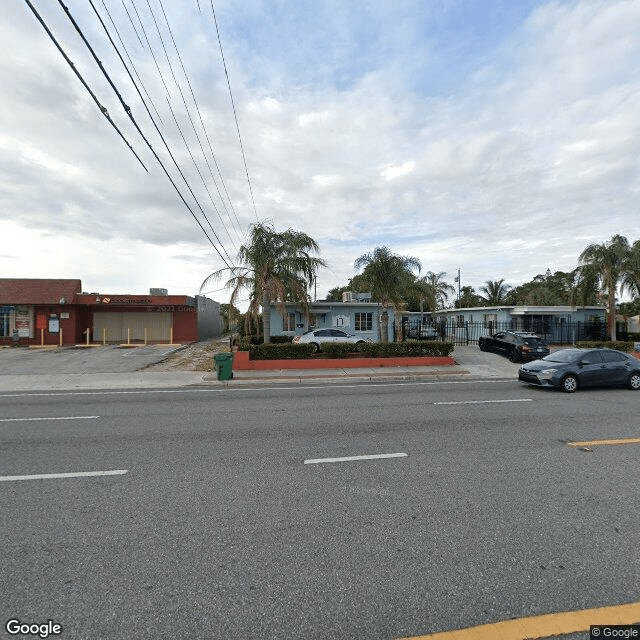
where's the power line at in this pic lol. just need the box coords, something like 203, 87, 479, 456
209, 1, 259, 222
23, 0, 148, 172
128, 0, 240, 256
157, 0, 245, 238
56, 0, 157, 168
86, 0, 235, 269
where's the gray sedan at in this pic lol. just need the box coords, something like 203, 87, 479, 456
518, 348, 640, 393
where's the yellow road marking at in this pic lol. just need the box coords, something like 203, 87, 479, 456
399, 600, 640, 640
568, 438, 640, 447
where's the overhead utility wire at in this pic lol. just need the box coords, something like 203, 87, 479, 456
139, 0, 241, 246
56, 0, 157, 167
210, 1, 259, 222
22, 0, 147, 172
165, 97, 238, 252
88, 0, 234, 268
157, 0, 244, 238
123, 0, 236, 260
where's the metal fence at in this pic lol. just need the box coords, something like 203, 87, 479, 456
397, 319, 606, 346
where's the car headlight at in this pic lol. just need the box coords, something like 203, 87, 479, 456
540, 368, 557, 375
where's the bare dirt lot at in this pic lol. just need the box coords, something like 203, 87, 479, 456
142, 336, 233, 372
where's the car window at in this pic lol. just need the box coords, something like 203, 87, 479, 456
581, 351, 604, 364
523, 338, 546, 347
494, 332, 505, 339
315, 329, 331, 337
542, 350, 582, 362
602, 350, 626, 362
330, 329, 348, 337
503, 334, 515, 343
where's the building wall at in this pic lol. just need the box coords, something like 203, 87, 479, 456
269, 303, 394, 342
196, 295, 222, 340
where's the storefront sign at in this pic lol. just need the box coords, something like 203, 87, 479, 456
15, 306, 31, 338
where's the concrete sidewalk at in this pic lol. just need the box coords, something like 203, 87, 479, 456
0, 346, 522, 392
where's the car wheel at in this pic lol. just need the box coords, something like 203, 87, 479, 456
561, 374, 578, 393
479, 340, 487, 352
508, 348, 520, 363
310, 342, 320, 353
628, 372, 640, 390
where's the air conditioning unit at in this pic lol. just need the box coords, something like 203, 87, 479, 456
342, 291, 355, 303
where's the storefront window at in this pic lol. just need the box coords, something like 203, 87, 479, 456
0, 306, 13, 337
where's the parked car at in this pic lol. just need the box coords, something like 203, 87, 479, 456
404, 323, 437, 340
519, 348, 640, 393
292, 329, 372, 352
478, 331, 550, 362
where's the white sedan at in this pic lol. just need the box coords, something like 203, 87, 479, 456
292, 329, 372, 352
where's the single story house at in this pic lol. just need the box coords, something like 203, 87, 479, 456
0, 278, 222, 346
267, 298, 395, 343
433, 305, 606, 343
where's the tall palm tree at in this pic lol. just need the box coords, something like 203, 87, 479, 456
200, 222, 326, 343
353, 246, 421, 342
480, 279, 512, 305
577, 234, 636, 341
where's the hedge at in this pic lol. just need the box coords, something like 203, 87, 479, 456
575, 341, 636, 353
357, 341, 455, 358
321, 343, 363, 358
248, 343, 316, 359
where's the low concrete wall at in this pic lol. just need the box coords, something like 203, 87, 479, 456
232, 351, 454, 370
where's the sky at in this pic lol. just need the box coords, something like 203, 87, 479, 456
1, 0, 639, 310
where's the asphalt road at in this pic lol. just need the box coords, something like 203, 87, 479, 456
1, 379, 639, 639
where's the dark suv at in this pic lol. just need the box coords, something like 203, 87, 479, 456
478, 330, 550, 362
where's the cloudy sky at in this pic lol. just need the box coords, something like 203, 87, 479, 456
1, 0, 638, 308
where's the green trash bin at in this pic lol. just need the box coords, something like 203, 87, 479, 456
214, 352, 234, 380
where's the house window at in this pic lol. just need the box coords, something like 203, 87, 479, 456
354, 312, 372, 331
456, 314, 465, 327
283, 312, 296, 331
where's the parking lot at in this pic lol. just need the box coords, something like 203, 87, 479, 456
0, 344, 184, 374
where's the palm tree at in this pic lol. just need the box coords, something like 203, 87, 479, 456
200, 222, 326, 343
577, 234, 637, 341
416, 271, 455, 313
353, 246, 421, 342
480, 279, 512, 305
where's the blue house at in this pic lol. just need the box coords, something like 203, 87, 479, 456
268, 293, 395, 343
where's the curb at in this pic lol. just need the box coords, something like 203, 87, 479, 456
201, 369, 472, 385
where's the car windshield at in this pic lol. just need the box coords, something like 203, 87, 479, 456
541, 349, 583, 363
523, 338, 545, 347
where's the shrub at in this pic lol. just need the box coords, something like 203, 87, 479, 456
358, 341, 454, 358
322, 343, 361, 358
269, 335, 294, 344
248, 343, 316, 360
575, 341, 635, 352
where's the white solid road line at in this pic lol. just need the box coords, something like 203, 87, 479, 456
433, 399, 533, 405
0, 416, 99, 422
0, 469, 128, 482
304, 453, 408, 465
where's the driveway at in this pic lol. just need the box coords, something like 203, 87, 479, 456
452, 345, 523, 378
